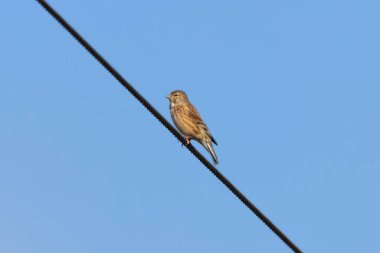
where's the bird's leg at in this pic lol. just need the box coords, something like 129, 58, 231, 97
182, 137, 191, 147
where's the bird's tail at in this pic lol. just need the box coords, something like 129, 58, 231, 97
203, 140, 218, 164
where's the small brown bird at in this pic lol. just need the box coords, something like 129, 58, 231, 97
166, 90, 218, 164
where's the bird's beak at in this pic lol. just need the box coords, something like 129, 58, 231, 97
165, 95, 170, 100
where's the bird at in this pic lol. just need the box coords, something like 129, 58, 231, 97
166, 90, 218, 164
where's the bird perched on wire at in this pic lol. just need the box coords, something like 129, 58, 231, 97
166, 90, 218, 164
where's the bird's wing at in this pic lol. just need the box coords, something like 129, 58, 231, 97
187, 103, 218, 145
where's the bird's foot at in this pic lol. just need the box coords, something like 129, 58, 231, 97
182, 138, 191, 147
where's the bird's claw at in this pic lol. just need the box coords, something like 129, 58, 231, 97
182, 138, 190, 147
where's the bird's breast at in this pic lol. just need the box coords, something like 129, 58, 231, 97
170, 105, 201, 139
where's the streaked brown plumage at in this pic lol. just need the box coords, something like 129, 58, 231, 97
166, 90, 218, 164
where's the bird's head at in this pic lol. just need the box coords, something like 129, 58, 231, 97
166, 90, 189, 105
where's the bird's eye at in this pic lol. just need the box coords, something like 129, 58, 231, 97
174, 94, 178, 96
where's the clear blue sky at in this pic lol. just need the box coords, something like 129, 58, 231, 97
1, 1, 379, 252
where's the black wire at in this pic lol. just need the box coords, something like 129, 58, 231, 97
36, 1, 302, 252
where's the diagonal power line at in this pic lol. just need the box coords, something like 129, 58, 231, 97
36, 1, 302, 252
